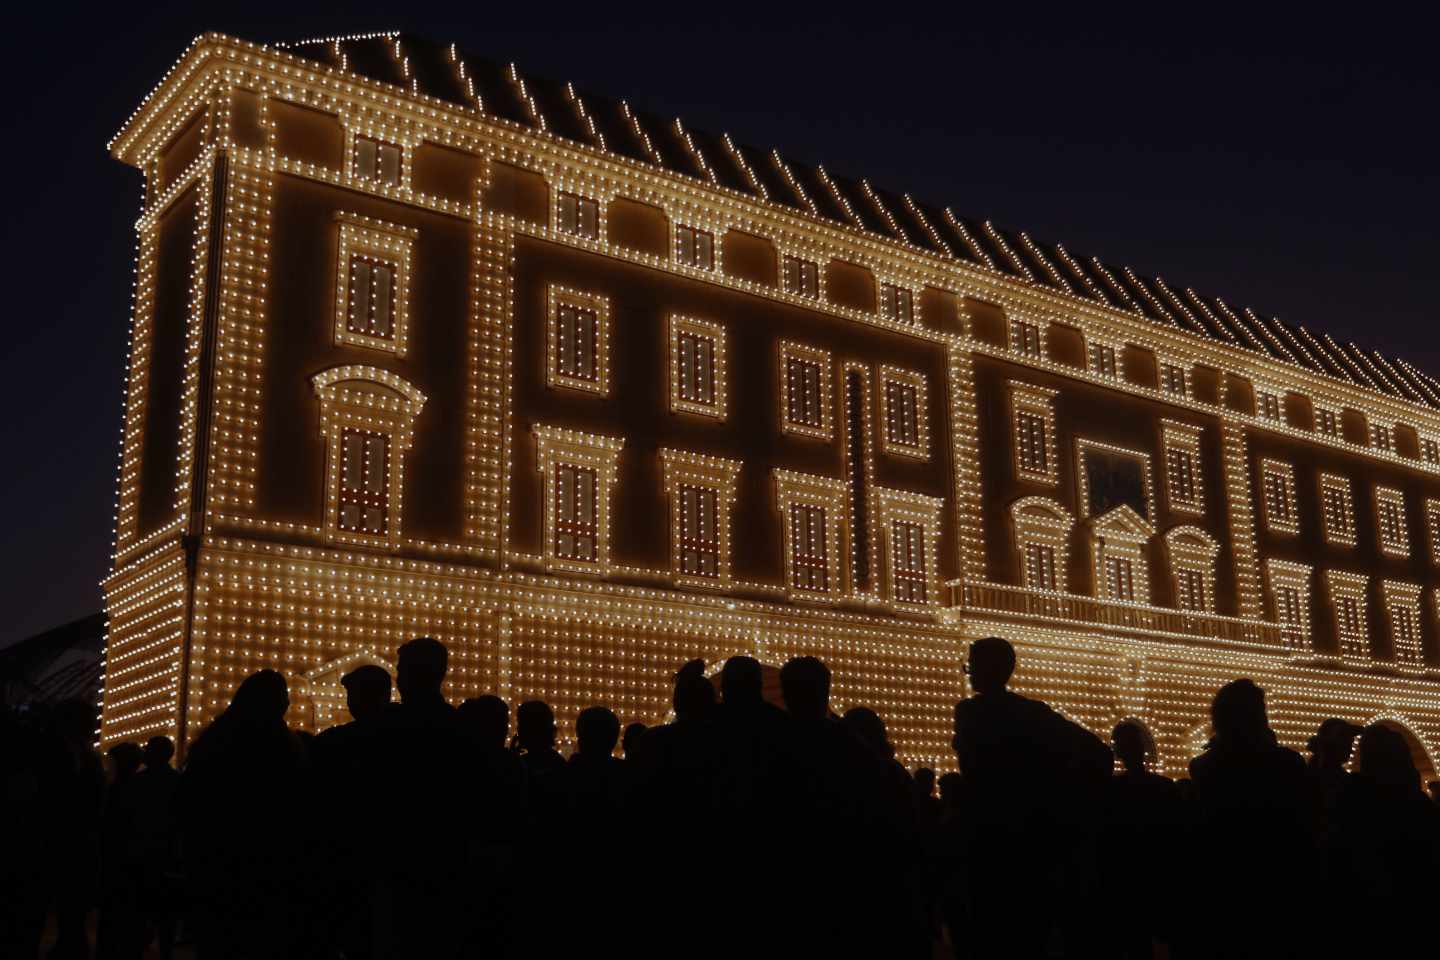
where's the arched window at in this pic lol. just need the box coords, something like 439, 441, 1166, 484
311, 366, 426, 548
1010, 496, 1074, 592
1164, 525, 1220, 613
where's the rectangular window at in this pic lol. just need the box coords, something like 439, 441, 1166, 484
1427, 499, 1440, 563
1261, 461, 1298, 534
1370, 422, 1392, 452
1338, 596, 1363, 645
338, 428, 390, 536
1257, 391, 1282, 422
892, 521, 927, 603
1315, 407, 1339, 437
1104, 556, 1135, 602
885, 380, 920, 449
879, 283, 914, 324
353, 135, 402, 186
1024, 542, 1058, 591
782, 255, 819, 299
1320, 477, 1355, 545
1167, 447, 1197, 508
1017, 411, 1048, 474
1088, 343, 1118, 379
1276, 585, 1302, 626
676, 225, 715, 270
1009, 319, 1041, 358
786, 358, 824, 429
554, 463, 598, 562
1423, 438, 1440, 465
675, 330, 715, 407
1160, 363, 1187, 397
677, 485, 720, 578
555, 302, 599, 384
1393, 603, 1419, 660
345, 255, 396, 341
1376, 488, 1408, 556
1176, 568, 1206, 611
790, 503, 829, 591
557, 191, 599, 239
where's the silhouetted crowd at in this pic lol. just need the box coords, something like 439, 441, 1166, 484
5, 635, 1440, 959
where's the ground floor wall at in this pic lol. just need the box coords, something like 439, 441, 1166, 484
100, 538, 1440, 780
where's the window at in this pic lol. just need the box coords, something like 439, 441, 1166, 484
1325, 570, 1370, 661
1422, 437, 1440, 466
1256, 389, 1283, 423
1104, 556, 1136, 601
1268, 558, 1314, 653
879, 366, 928, 459
675, 224, 715, 270
782, 255, 820, 299
1427, 499, 1440, 564
333, 213, 415, 355
312, 366, 426, 548
875, 487, 943, 608
1160, 362, 1188, 398
1088, 342, 1119, 379
1010, 382, 1058, 484
1315, 406, 1340, 438
879, 283, 915, 324
534, 425, 624, 574
660, 449, 742, 588
778, 342, 831, 439
1259, 460, 1298, 534
1161, 421, 1204, 514
557, 191, 600, 239
1370, 421, 1393, 452
338, 428, 389, 536
774, 470, 847, 601
1009, 319, 1042, 358
1166, 525, 1219, 614
546, 286, 610, 395
1381, 581, 1424, 669
1319, 474, 1356, 546
1375, 487, 1409, 557
352, 135, 402, 186
1011, 497, 1074, 593
668, 315, 726, 418
1086, 503, 1154, 604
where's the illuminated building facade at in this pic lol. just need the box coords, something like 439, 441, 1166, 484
102, 31, 1440, 773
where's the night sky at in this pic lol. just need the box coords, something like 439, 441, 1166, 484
1, 7, 1434, 648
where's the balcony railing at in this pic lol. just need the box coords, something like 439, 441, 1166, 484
946, 580, 1304, 651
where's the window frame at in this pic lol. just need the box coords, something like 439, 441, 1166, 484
659, 448, 743, 590
332, 213, 416, 356
667, 314, 727, 419
1255, 386, 1284, 423
545, 285, 611, 396
777, 341, 833, 440
1374, 486, 1409, 558
1011, 496, 1074, 593
1258, 459, 1299, 535
1325, 570, 1371, 662
780, 253, 821, 300
346, 130, 408, 189
533, 424, 624, 576
1159, 360, 1189, 399
1086, 340, 1120, 380
878, 365, 929, 460
1008, 318, 1043, 359
878, 281, 917, 325
1381, 580, 1424, 670
1314, 403, 1341, 438
1426, 498, 1440, 564
1160, 420, 1204, 515
1369, 419, 1393, 453
774, 469, 848, 602
873, 487, 943, 610
555, 190, 601, 240
674, 222, 717, 271
1085, 504, 1155, 605
1319, 473, 1357, 546
1266, 559, 1313, 653
1165, 525, 1219, 614
1009, 382, 1059, 485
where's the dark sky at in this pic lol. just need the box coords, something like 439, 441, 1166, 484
1, 7, 1435, 648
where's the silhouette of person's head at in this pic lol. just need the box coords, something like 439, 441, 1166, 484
1356, 724, 1421, 790
341, 664, 392, 723
1210, 678, 1269, 744
576, 706, 620, 758
622, 722, 647, 758
229, 669, 290, 726
965, 637, 1016, 695
1306, 718, 1361, 769
1112, 721, 1151, 774
516, 700, 557, 753
915, 767, 936, 796
143, 736, 175, 770
395, 637, 448, 704
720, 656, 763, 705
780, 656, 830, 722
107, 741, 144, 782
937, 771, 962, 809
843, 706, 895, 761
673, 660, 715, 721
458, 695, 509, 750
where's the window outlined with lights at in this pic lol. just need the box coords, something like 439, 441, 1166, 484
878, 365, 929, 460
1160, 421, 1204, 515
311, 366, 426, 549
878, 281, 917, 325
1009, 382, 1059, 485
1255, 386, 1284, 424
1369, 419, 1393, 453
1314, 402, 1341, 439
1011, 496, 1074, 593
1426, 498, 1440, 564
1266, 559, 1313, 653
778, 341, 832, 440
533, 424, 624, 576
1380, 580, 1424, 671
1086, 505, 1155, 605
774, 469, 847, 602
674, 222, 716, 271
1165, 525, 1219, 613
1319, 473, 1356, 546
873, 487, 943, 610
333, 213, 415, 356
1159, 360, 1189, 399
345, 130, 407, 188
780, 253, 821, 300
1325, 570, 1370, 662
546, 285, 610, 396
1008, 317, 1044, 359
1087, 340, 1120, 380
555, 189, 601, 240
1420, 434, 1440, 467
1374, 486, 1409, 558
667, 314, 726, 419
1258, 459, 1299, 535
659, 448, 742, 590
